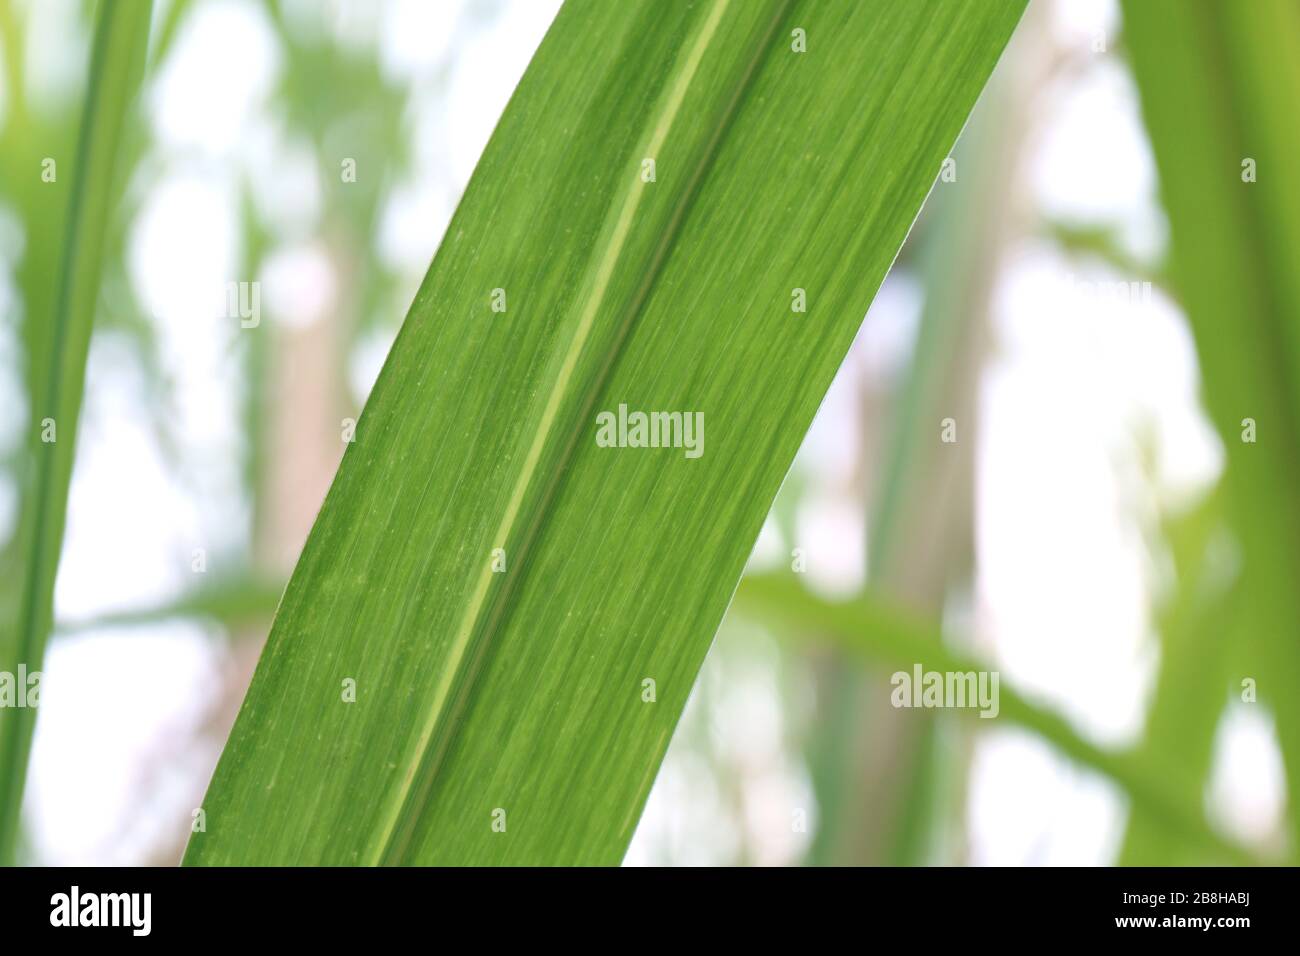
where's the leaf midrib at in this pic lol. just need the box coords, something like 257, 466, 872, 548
367, 0, 794, 864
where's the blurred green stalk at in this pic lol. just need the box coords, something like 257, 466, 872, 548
0, 0, 154, 865
1123, 0, 1300, 859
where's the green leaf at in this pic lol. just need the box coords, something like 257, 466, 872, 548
734, 571, 1260, 865
1122, 0, 1300, 858
55, 573, 286, 639
185, 0, 1026, 866
0, 0, 154, 865
1119, 490, 1238, 865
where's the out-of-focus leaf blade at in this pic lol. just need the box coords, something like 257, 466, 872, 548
55, 574, 286, 638
734, 572, 1259, 865
1123, 0, 1300, 857
1119, 491, 1237, 865
0, 0, 154, 864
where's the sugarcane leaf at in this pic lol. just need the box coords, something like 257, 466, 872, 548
0, 0, 154, 865
1123, 0, 1300, 859
733, 571, 1259, 865
185, 0, 1026, 866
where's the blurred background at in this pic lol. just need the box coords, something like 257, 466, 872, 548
0, 0, 1290, 864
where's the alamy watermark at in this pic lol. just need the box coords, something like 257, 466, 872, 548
223, 280, 261, 328
50, 886, 150, 936
0, 664, 40, 708
1062, 274, 1153, 307
595, 404, 703, 459
891, 664, 999, 718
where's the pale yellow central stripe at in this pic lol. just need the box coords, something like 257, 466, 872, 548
369, 0, 732, 862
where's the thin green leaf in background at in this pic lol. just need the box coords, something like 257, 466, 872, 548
55, 573, 286, 639
1123, 0, 1300, 860
185, 0, 1026, 865
0, 0, 154, 865
1119, 490, 1238, 865
734, 571, 1258, 865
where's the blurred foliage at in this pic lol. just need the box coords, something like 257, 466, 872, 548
735, 572, 1259, 865
0, 0, 154, 864
1123, 0, 1300, 862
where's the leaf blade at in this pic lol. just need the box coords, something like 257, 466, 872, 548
0, 0, 154, 864
1122, 0, 1300, 857
186, 0, 1026, 866
733, 572, 1259, 865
